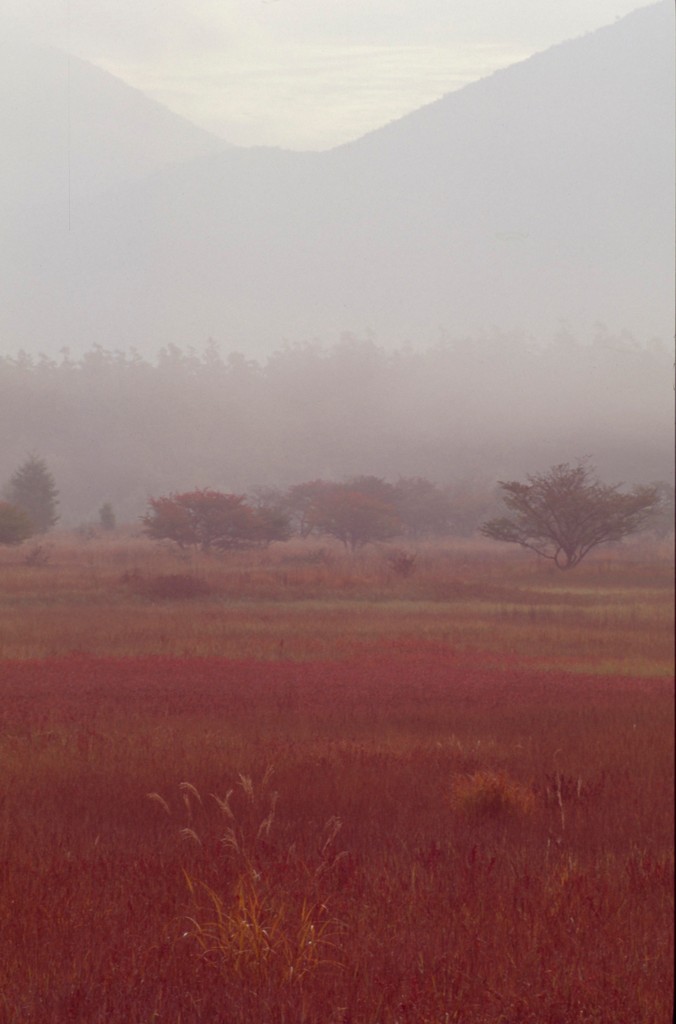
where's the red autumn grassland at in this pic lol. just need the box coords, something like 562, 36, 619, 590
0, 536, 673, 1023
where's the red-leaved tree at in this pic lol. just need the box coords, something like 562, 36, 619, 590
142, 490, 260, 551
306, 482, 401, 551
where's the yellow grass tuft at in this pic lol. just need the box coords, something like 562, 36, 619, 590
450, 768, 535, 819
185, 872, 343, 989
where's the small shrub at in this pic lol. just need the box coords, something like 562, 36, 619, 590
23, 544, 51, 566
386, 548, 417, 578
450, 769, 535, 819
280, 547, 332, 566
0, 501, 34, 545
126, 573, 213, 600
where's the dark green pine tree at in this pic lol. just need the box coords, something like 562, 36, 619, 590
7, 455, 59, 533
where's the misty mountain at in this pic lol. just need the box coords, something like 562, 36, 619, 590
0, 36, 229, 228
1, 2, 672, 360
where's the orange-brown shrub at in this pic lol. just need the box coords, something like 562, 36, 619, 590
450, 768, 535, 819
123, 571, 213, 599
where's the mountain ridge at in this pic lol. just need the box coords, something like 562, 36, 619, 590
0, 1, 672, 357
0, 36, 231, 222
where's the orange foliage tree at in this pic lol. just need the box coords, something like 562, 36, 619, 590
141, 489, 282, 551
306, 481, 401, 552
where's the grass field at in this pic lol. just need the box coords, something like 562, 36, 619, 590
0, 534, 673, 1022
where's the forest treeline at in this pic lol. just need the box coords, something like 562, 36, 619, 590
0, 330, 672, 525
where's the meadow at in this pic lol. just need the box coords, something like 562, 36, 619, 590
0, 534, 673, 1023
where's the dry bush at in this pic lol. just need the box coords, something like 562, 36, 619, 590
23, 543, 51, 566
450, 768, 536, 819
278, 545, 333, 567
122, 572, 213, 600
385, 548, 417, 577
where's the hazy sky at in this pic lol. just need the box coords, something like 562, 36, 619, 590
3, 0, 657, 149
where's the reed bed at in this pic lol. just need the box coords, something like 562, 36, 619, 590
0, 534, 673, 1021
0, 652, 672, 1022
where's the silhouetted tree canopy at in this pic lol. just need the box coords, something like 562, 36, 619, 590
392, 477, 454, 537
0, 334, 671, 525
480, 462, 660, 568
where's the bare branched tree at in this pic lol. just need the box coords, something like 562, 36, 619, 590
480, 462, 660, 569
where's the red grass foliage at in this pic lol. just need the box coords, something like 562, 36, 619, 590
0, 650, 673, 1023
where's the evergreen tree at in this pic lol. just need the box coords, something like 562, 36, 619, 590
98, 502, 116, 531
7, 456, 59, 533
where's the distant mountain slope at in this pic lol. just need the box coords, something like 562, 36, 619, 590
1, 2, 672, 357
318, 0, 674, 338
0, 37, 229, 224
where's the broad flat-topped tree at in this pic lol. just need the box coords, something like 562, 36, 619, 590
480, 462, 660, 569
141, 489, 290, 551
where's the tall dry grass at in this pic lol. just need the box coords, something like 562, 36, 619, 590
0, 652, 673, 1023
